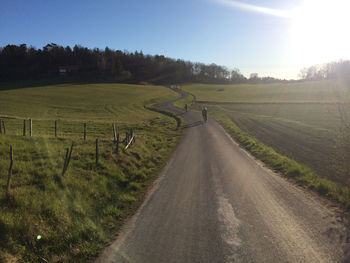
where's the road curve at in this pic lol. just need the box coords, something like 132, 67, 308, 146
96, 88, 350, 263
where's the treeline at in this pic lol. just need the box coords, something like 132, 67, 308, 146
0, 43, 248, 84
299, 60, 350, 80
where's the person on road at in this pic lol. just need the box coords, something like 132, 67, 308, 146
202, 107, 207, 123
184, 104, 188, 112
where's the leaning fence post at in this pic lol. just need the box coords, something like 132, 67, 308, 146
116, 133, 119, 153
124, 130, 135, 150
6, 145, 14, 198
62, 143, 74, 176
62, 148, 69, 176
67, 143, 74, 166
2, 121, 5, 135
23, 120, 26, 136
112, 123, 116, 142
55, 120, 57, 138
96, 139, 99, 166
29, 119, 32, 137
84, 123, 87, 142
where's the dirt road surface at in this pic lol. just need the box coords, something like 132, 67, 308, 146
96, 89, 350, 263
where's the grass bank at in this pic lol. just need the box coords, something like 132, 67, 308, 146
144, 104, 184, 130
171, 89, 195, 111
0, 83, 182, 262
215, 113, 350, 207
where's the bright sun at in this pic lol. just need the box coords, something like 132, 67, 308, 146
291, 0, 350, 66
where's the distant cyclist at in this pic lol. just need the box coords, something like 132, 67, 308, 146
202, 107, 207, 123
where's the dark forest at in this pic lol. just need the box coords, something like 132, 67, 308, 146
0, 43, 248, 84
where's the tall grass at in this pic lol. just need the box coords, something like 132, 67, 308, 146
0, 116, 182, 262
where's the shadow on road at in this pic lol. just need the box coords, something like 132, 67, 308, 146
184, 121, 203, 129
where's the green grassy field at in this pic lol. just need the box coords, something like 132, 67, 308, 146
0, 83, 181, 262
0, 83, 176, 121
184, 80, 349, 103
181, 81, 350, 187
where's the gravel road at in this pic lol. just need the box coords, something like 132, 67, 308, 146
96, 88, 350, 263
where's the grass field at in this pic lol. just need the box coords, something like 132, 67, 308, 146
184, 80, 349, 103
181, 81, 350, 187
0, 83, 176, 121
0, 83, 181, 262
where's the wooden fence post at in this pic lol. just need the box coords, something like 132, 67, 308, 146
96, 139, 99, 166
62, 148, 69, 176
55, 120, 57, 138
23, 120, 26, 136
124, 130, 135, 150
67, 143, 74, 167
29, 119, 32, 137
84, 123, 87, 142
62, 143, 74, 176
113, 123, 116, 142
6, 145, 14, 198
116, 133, 119, 153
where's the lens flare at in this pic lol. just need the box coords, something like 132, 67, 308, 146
214, 0, 292, 18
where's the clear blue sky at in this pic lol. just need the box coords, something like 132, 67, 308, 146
1, 0, 339, 79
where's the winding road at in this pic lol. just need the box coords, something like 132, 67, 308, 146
96, 89, 350, 263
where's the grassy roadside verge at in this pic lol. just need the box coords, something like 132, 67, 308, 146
0, 115, 182, 263
215, 113, 350, 207
144, 104, 184, 130
172, 92, 195, 111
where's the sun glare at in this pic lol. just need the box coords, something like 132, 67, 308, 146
291, 0, 350, 66
215, 0, 350, 72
